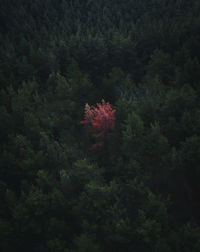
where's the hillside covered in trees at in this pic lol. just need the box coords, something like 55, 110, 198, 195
1, 0, 200, 251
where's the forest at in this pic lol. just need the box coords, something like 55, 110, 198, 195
0, 0, 200, 251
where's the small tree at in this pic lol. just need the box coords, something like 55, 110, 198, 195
81, 99, 115, 149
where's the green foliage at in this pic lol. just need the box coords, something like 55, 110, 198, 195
122, 111, 144, 161
1, 1, 200, 251
70, 233, 101, 252
146, 49, 174, 84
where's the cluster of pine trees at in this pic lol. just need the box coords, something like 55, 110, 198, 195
1, 0, 200, 251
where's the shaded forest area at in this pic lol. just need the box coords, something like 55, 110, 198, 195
1, 0, 200, 251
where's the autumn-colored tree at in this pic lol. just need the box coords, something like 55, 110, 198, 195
81, 99, 115, 148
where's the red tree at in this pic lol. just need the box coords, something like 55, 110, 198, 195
81, 99, 115, 147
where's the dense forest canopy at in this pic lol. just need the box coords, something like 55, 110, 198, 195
1, 0, 200, 251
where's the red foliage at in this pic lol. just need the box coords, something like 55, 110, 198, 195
81, 99, 115, 138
